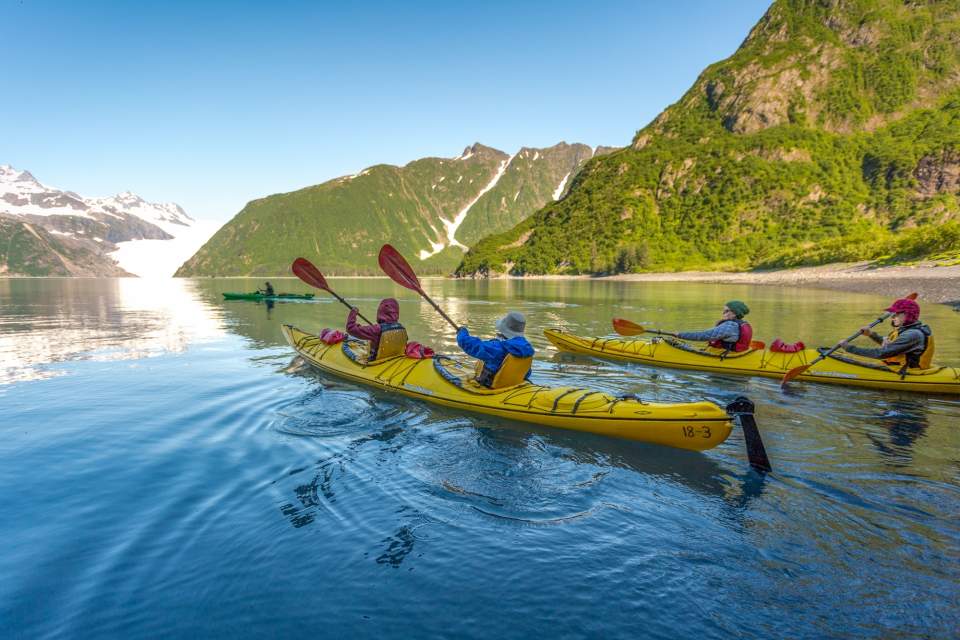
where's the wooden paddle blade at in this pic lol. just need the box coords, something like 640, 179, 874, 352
780, 363, 811, 386
612, 318, 645, 336
750, 340, 766, 350
378, 244, 422, 292
291, 257, 330, 291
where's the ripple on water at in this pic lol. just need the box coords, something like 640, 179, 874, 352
398, 419, 612, 525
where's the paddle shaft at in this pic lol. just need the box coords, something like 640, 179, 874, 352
331, 290, 373, 325
377, 244, 459, 331
612, 318, 676, 337
419, 290, 459, 330
807, 310, 894, 368
291, 257, 373, 324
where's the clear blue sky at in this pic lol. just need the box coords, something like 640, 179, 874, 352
2, 0, 771, 223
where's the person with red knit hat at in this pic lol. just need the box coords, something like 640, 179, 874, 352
840, 298, 936, 370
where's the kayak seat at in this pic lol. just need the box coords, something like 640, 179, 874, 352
663, 337, 758, 359
434, 355, 529, 394
342, 338, 406, 366
474, 354, 533, 389
372, 325, 408, 360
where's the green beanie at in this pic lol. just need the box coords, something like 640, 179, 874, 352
726, 300, 749, 318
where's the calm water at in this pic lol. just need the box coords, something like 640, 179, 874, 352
1, 277, 958, 639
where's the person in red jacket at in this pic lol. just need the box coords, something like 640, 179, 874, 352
346, 298, 408, 360
676, 300, 753, 352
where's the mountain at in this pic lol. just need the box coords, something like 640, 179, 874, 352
458, 0, 960, 276
0, 165, 215, 277
175, 142, 615, 277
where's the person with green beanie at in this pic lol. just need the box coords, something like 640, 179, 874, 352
675, 300, 754, 352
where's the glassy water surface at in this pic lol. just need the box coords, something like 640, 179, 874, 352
1, 277, 957, 638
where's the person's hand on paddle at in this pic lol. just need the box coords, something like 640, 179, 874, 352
839, 339, 850, 349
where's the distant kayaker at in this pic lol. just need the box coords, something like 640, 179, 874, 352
346, 298, 408, 360
840, 298, 935, 370
259, 282, 275, 296
675, 300, 754, 352
457, 311, 535, 388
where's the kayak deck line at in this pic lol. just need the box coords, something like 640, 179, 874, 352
283, 324, 771, 470
545, 329, 960, 395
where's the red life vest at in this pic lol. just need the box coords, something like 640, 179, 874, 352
708, 319, 753, 352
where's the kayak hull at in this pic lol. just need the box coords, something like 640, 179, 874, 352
283, 324, 739, 451
544, 329, 960, 395
223, 292, 315, 301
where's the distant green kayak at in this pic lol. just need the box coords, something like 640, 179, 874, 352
222, 292, 315, 301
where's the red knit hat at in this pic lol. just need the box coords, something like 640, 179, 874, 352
886, 298, 920, 324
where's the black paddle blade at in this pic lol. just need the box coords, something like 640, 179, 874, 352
726, 396, 772, 473
378, 244, 422, 292
291, 258, 330, 292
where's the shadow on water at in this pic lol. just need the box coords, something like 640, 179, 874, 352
865, 398, 930, 465
465, 414, 769, 508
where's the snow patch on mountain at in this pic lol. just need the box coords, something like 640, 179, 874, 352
553, 173, 571, 200
419, 153, 516, 259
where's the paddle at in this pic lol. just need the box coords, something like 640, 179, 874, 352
780, 292, 918, 387
612, 318, 676, 337
291, 257, 373, 324
378, 244, 459, 330
612, 318, 766, 350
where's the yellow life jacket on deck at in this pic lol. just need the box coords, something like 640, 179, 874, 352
883, 323, 934, 370
474, 354, 533, 389
370, 323, 408, 361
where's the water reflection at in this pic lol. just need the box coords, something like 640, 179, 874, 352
0, 278, 225, 385
866, 399, 930, 465
464, 416, 769, 510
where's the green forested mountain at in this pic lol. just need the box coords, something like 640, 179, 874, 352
176, 143, 613, 276
458, 0, 960, 276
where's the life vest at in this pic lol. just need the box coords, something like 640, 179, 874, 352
883, 323, 934, 370
370, 322, 408, 360
475, 353, 533, 389
708, 319, 753, 352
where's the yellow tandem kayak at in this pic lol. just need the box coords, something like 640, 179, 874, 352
544, 329, 960, 395
282, 324, 771, 468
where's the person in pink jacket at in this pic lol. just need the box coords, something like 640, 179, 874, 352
346, 298, 407, 360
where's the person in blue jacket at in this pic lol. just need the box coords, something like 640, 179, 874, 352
456, 311, 535, 388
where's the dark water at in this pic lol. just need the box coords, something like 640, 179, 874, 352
1, 277, 957, 639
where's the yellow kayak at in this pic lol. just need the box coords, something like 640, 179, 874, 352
544, 329, 960, 395
282, 324, 770, 467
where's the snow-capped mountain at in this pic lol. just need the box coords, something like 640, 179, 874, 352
1, 164, 193, 229
1, 164, 217, 277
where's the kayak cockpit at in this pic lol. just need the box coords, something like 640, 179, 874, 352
432, 354, 530, 395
